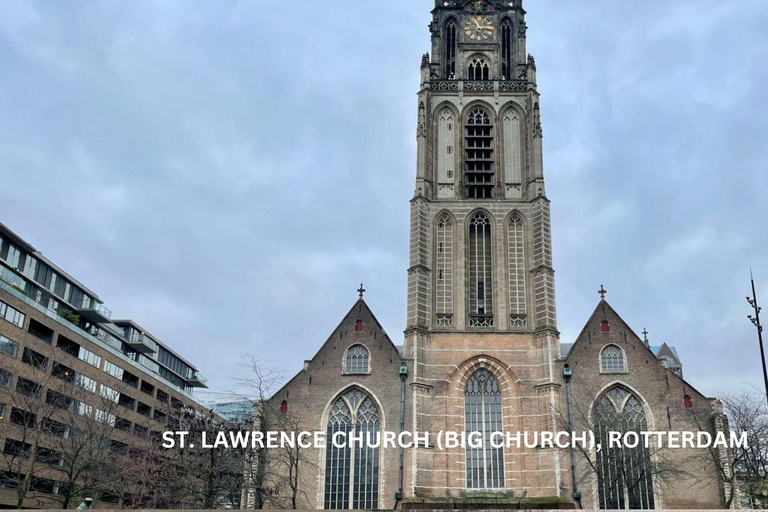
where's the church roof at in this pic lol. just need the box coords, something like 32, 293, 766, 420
269, 296, 402, 400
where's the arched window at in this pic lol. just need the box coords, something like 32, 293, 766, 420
468, 212, 493, 327
594, 385, 655, 509
344, 345, 370, 374
467, 57, 490, 80
437, 109, 455, 184
280, 400, 288, 415
500, 19, 512, 79
507, 213, 527, 328
445, 20, 457, 78
684, 394, 693, 409
355, 320, 364, 332
435, 213, 454, 327
324, 388, 381, 509
465, 369, 504, 489
465, 108, 494, 199
502, 110, 522, 188
600, 345, 625, 373
601, 320, 610, 333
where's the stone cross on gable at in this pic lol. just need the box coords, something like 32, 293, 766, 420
358, 283, 366, 300
642, 328, 649, 343
598, 285, 607, 300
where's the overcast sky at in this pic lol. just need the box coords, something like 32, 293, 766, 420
0, 0, 766, 400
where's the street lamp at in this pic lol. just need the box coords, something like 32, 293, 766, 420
747, 270, 768, 407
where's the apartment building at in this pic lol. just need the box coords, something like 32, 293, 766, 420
0, 222, 210, 507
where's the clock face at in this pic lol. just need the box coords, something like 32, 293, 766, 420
464, 16, 494, 41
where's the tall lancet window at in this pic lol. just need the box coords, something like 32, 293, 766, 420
503, 110, 522, 188
465, 108, 494, 199
468, 212, 493, 327
445, 20, 457, 78
507, 213, 527, 327
324, 388, 381, 510
467, 57, 490, 80
465, 369, 505, 489
594, 386, 655, 510
435, 213, 454, 327
501, 19, 512, 79
437, 109, 455, 184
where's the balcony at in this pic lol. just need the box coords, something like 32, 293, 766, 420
185, 372, 208, 388
124, 331, 157, 355
74, 300, 112, 323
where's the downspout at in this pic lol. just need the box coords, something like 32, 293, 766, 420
564, 364, 582, 508
396, 361, 409, 509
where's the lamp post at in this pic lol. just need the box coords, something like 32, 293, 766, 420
747, 270, 768, 407
563, 364, 582, 508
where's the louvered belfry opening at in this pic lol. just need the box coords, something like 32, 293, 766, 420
465, 108, 494, 199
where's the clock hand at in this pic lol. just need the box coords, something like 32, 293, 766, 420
472, 18, 481, 28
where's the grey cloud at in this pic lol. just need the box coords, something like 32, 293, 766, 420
0, 0, 765, 398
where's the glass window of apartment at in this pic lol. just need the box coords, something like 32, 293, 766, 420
0, 404, 6, 422
41, 419, 70, 439
78, 347, 101, 369
0, 300, 25, 328
46, 390, 74, 410
22, 348, 48, 371
3, 439, 31, 459
9, 407, 35, 427
21, 256, 37, 279
75, 374, 97, 393
99, 384, 119, 403
95, 409, 116, 426
6, 245, 22, 269
137, 402, 151, 417
103, 361, 124, 380
37, 447, 63, 466
15, 377, 42, 398
0, 336, 19, 358
0, 368, 12, 389
76, 401, 92, 417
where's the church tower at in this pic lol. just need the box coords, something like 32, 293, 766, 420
404, 0, 567, 504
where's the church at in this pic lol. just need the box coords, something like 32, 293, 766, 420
246, 0, 732, 509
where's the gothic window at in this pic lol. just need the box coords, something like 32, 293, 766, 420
501, 19, 512, 79
594, 386, 655, 509
465, 108, 494, 199
502, 110, 522, 186
600, 345, 626, 373
507, 213, 527, 327
435, 213, 454, 327
344, 345, 370, 375
324, 388, 381, 510
445, 20, 457, 78
437, 109, 455, 183
468, 212, 493, 327
465, 369, 504, 489
467, 57, 490, 80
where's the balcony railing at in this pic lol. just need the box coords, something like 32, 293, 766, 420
469, 315, 494, 328
429, 78, 529, 93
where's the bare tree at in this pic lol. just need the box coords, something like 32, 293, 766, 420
269, 410, 318, 509
231, 354, 283, 509
0, 355, 70, 508
559, 381, 688, 507
688, 389, 768, 508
